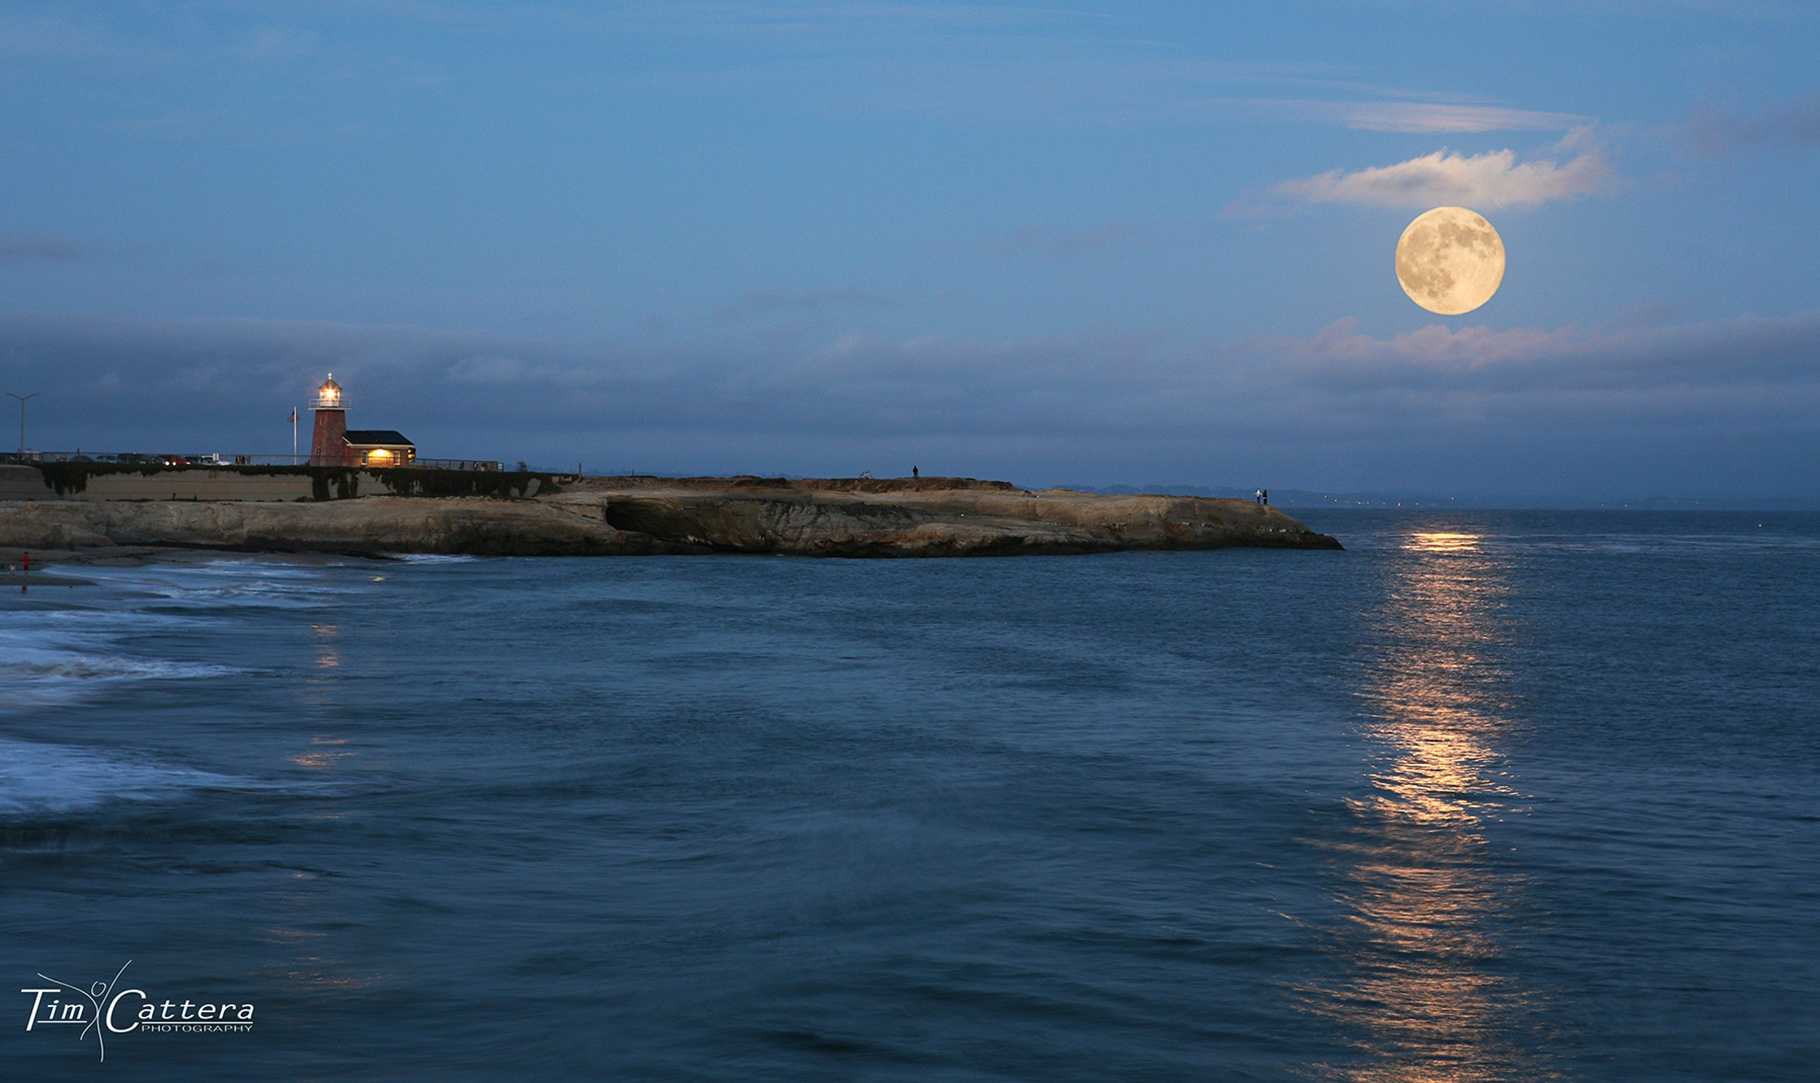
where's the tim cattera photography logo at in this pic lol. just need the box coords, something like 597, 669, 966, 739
20, 961, 255, 1063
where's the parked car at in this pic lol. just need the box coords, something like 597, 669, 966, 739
160, 455, 191, 467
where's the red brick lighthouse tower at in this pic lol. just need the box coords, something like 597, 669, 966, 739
309, 373, 348, 466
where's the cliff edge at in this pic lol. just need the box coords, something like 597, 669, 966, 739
0, 474, 1341, 558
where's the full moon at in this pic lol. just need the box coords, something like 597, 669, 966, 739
1394, 206, 1505, 316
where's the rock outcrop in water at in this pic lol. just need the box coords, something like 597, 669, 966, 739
0, 474, 1341, 557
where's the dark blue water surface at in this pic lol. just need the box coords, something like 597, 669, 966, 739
3, 510, 1817, 1080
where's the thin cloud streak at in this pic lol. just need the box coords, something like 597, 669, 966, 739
0, 234, 86, 263
1687, 94, 1820, 154
233, 26, 320, 61
1239, 98, 1590, 134
985, 223, 1152, 259
712, 288, 895, 325
0, 13, 156, 60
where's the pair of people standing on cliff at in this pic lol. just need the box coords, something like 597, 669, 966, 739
1254, 489, 1269, 506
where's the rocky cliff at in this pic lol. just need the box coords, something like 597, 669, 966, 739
0, 477, 1340, 557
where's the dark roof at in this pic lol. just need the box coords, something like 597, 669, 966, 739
342, 430, 414, 446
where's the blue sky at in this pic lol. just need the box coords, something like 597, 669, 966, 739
1, 1, 1817, 497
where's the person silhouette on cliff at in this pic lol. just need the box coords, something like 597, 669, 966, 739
912, 466, 919, 479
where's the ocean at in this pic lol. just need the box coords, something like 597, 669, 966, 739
2, 510, 1816, 1080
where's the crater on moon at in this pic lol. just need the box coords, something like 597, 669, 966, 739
1395, 206, 1505, 316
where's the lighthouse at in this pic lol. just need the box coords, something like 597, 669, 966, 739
307, 372, 418, 468
309, 373, 348, 466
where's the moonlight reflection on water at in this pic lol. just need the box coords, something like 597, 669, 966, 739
1301, 530, 1545, 1081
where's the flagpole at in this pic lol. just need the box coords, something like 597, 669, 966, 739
292, 408, 298, 464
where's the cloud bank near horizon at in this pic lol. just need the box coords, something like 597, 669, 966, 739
2, 309, 1814, 498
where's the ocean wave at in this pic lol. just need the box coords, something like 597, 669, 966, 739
0, 647, 239, 682
135, 581, 363, 610
72, 562, 366, 609
147, 559, 330, 579
0, 565, 296, 712
0, 738, 261, 819
9, 601, 204, 621
0, 607, 210, 641
383, 553, 480, 564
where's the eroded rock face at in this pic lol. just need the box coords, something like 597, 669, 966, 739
0, 481, 1341, 557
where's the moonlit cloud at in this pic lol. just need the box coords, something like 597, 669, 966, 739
1271, 134, 1613, 209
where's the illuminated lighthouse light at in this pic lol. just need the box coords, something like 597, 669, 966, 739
316, 373, 344, 409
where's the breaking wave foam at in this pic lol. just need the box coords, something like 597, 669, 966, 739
0, 738, 259, 818
384, 553, 480, 564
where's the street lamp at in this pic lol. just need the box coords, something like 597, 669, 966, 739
6, 392, 38, 455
